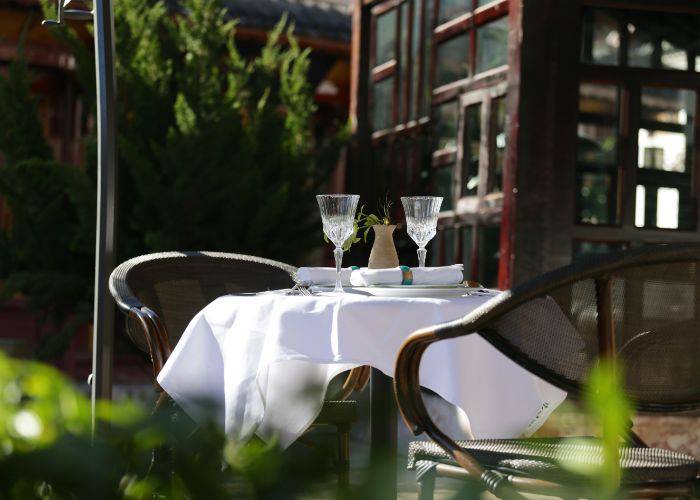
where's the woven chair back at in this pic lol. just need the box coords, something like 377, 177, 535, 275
110, 252, 296, 351
479, 244, 700, 412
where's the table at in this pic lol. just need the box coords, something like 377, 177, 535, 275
157, 290, 570, 496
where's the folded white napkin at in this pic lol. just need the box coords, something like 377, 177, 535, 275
296, 267, 353, 286
350, 264, 464, 286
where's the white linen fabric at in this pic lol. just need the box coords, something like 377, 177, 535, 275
349, 264, 464, 286
296, 267, 353, 285
158, 291, 570, 449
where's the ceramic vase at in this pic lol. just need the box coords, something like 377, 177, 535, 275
368, 224, 399, 269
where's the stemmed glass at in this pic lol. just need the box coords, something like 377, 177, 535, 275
316, 194, 360, 293
401, 196, 443, 268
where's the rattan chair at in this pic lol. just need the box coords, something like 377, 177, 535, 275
394, 243, 700, 499
109, 251, 369, 487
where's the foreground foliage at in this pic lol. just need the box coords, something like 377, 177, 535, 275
0, 352, 339, 499
0, 349, 633, 499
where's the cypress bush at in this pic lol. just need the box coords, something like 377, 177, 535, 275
0, 0, 346, 357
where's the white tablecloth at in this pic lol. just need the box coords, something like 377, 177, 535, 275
157, 291, 568, 448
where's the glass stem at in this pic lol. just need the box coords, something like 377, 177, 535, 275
333, 247, 344, 293
417, 247, 427, 268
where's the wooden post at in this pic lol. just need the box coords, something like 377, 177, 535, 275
349, 0, 373, 201
595, 276, 616, 360
498, 0, 522, 290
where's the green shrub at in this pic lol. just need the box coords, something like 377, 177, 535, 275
0, 159, 95, 358
0, 0, 346, 357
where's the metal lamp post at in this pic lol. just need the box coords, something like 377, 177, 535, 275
43, 0, 117, 431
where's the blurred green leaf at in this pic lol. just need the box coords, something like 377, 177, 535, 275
556, 359, 632, 498
0, 351, 338, 499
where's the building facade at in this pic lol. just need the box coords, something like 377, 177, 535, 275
348, 0, 700, 288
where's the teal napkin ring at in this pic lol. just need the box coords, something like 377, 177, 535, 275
400, 265, 413, 285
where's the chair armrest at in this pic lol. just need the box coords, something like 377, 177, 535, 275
127, 306, 173, 386
327, 366, 372, 401
394, 312, 527, 499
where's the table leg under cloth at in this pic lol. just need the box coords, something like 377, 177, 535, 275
370, 368, 398, 499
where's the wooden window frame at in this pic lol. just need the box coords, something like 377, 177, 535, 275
576, 4, 700, 239
575, 82, 623, 228
368, 0, 509, 135
431, 0, 509, 98
487, 93, 507, 194
577, 71, 700, 225
430, 82, 506, 282
440, 81, 507, 217
432, 98, 459, 164
434, 221, 500, 285
369, 0, 430, 135
575, 76, 700, 235
581, 0, 700, 15
635, 86, 696, 231
580, 4, 700, 73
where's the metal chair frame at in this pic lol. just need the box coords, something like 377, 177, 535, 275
394, 243, 700, 499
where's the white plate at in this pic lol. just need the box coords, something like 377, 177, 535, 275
311, 284, 489, 298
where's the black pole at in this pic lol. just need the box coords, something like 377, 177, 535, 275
90, 0, 117, 431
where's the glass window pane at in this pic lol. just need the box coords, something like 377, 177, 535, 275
462, 104, 481, 196
627, 22, 654, 68
373, 77, 394, 130
375, 10, 397, 65
579, 83, 618, 116
435, 34, 470, 87
577, 84, 619, 166
438, 0, 469, 25
656, 187, 679, 229
660, 40, 688, 71
435, 100, 459, 151
490, 96, 507, 193
638, 129, 687, 172
576, 83, 619, 226
641, 87, 694, 125
636, 182, 694, 230
626, 12, 699, 71
635, 185, 646, 227
578, 123, 617, 164
574, 240, 626, 259
581, 10, 620, 65
461, 226, 473, 279
420, 0, 434, 116
639, 88, 695, 173
476, 16, 509, 73
444, 228, 455, 264
577, 171, 616, 225
433, 165, 454, 210
478, 225, 500, 288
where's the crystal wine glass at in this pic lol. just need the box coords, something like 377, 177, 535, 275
316, 194, 360, 293
401, 196, 443, 268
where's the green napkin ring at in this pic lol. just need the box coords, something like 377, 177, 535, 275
400, 265, 413, 285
